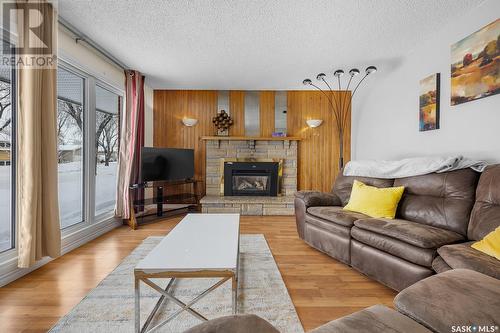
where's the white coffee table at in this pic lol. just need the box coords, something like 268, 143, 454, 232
134, 213, 240, 333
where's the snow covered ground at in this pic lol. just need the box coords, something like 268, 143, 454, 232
0, 165, 12, 252
0, 162, 117, 251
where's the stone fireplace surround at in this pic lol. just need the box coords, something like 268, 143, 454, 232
200, 138, 299, 215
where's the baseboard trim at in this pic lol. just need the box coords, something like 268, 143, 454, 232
0, 218, 122, 287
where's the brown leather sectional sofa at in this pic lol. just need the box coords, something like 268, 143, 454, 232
294, 164, 500, 291
185, 269, 500, 333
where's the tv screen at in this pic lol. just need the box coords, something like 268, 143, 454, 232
141, 147, 195, 182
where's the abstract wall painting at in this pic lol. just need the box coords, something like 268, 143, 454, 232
451, 19, 500, 106
419, 73, 440, 131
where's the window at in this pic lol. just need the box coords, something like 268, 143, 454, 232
95, 85, 121, 217
0, 50, 14, 253
56, 62, 123, 231
57, 67, 85, 229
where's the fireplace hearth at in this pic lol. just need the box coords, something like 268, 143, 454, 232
224, 161, 279, 196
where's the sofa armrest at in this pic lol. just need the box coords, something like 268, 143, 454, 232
294, 191, 342, 207
294, 191, 341, 239
394, 269, 500, 333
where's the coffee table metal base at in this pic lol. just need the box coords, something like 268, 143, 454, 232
134, 271, 238, 333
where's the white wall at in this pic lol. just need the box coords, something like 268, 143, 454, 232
60, 26, 155, 146
59, 26, 124, 89
353, 0, 500, 163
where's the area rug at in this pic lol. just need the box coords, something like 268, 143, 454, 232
50, 234, 304, 333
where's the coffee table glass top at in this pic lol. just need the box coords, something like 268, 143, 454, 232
135, 214, 240, 273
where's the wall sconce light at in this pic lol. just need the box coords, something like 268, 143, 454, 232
182, 117, 198, 127
306, 119, 323, 128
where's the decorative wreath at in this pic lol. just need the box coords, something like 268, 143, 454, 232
212, 110, 233, 131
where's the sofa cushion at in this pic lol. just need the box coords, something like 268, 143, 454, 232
437, 241, 500, 279
468, 164, 500, 240
310, 305, 431, 333
351, 226, 436, 267
354, 218, 464, 249
394, 168, 479, 236
184, 314, 280, 333
351, 240, 434, 291
305, 214, 351, 237
307, 206, 369, 228
431, 256, 452, 273
394, 269, 500, 333
332, 173, 395, 206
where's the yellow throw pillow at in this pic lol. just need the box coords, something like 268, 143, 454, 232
343, 180, 405, 219
471, 227, 500, 260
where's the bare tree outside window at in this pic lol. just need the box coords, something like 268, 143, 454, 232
57, 68, 84, 229
95, 86, 121, 217
0, 82, 11, 133
56, 69, 121, 222
0, 78, 13, 252
96, 111, 118, 167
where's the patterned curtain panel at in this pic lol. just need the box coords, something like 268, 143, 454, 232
16, 1, 61, 268
115, 70, 144, 219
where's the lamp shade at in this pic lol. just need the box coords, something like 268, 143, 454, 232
182, 117, 198, 127
365, 66, 377, 75
306, 119, 323, 128
333, 69, 344, 77
349, 68, 360, 76
316, 73, 326, 81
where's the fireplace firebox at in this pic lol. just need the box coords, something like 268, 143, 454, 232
224, 161, 279, 196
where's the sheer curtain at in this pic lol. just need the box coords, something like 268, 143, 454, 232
115, 70, 144, 219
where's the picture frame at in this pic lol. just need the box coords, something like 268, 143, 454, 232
419, 73, 440, 131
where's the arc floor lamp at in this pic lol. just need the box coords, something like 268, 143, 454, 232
303, 66, 377, 169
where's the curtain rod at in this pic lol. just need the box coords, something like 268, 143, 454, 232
58, 17, 128, 70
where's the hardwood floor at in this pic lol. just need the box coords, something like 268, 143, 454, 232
0, 215, 396, 332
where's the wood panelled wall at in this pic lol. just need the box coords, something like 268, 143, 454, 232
259, 91, 275, 137
229, 91, 245, 136
153, 90, 350, 194
153, 90, 217, 195
287, 91, 351, 192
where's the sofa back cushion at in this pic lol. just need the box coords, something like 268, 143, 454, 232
394, 169, 479, 236
332, 173, 395, 206
468, 164, 500, 240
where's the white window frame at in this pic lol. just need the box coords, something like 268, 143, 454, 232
93, 80, 123, 223
0, 55, 125, 286
58, 58, 125, 237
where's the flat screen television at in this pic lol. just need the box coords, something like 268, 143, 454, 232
141, 147, 195, 182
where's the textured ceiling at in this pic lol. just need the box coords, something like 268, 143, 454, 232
58, 0, 484, 89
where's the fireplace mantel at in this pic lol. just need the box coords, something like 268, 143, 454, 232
201, 136, 301, 149
200, 136, 301, 141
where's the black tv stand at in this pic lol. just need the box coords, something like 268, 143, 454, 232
156, 185, 163, 216
128, 178, 200, 229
